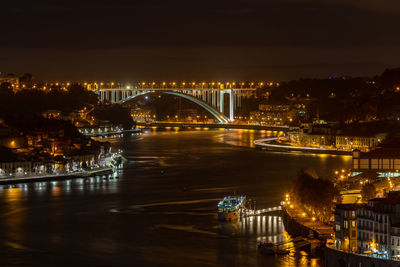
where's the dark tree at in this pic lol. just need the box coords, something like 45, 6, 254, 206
291, 169, 338, 223
0, 82, 13, 96
92, 104, 134, 129
361, 183, 376, 201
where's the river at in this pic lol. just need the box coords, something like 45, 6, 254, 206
0, 128, 351, 266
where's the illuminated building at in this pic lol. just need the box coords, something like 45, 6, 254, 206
249, 104, 293, 125
352, 148, 400, 175
336, 134, 386, 152
357, 192, 400, 259
334, 204, 362, 252
130, 108, 155, 123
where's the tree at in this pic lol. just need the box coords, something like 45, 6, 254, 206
361, 183, 376, 201
19, 73, 34, 86
291, 169, 338, 223
0, 82, 13, 96
92, 104, 134, 129
65, 84, 98, 112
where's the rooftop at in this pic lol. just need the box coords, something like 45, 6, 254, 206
335, 203, 365, 210
358, 147, 400, 158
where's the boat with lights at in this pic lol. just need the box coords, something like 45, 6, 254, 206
217, 195, 247, 221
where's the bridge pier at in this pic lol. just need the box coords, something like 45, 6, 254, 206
219, 90, 224, 114
229, 89, 234, 121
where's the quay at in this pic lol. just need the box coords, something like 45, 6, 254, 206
254, 137, 352, 155
282, 204, 333, 240
137, 121, 289, 132
0, 167, 114, 185
79, 127, 142, 137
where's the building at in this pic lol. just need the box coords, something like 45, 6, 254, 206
391, 224, 400, 259
334, 204, 361, 252
336, 134, 386, 152
288, 123, 386, 151
130, 108, 155, 123
333, 192, 400, 259
288, 131, 335, 148
0, 120, 27, 150
249, 104, 292, 125
352, 148, 400, 178
356, 193, 400, 258
42, 110, 62, 119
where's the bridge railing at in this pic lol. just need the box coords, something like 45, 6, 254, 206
91, 87, 257, 91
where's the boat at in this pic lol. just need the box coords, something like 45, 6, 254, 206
258, 242, 290, 255
258, 243, 275, 255
217, 195, 246, 221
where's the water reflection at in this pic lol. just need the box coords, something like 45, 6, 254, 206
2, 187, 24, 245
0, 173, 120, 199
0, 129, 346, 266
217, 212, 322, 266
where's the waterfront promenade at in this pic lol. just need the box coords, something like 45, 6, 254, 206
0, 167, 114, 185
283, 204, 333, 239
136, 121, 289, 132
254, 137, 352, 155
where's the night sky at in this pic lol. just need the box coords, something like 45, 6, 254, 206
1, 0, 400, 82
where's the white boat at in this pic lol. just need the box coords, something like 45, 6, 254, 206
217, 196, 246, 221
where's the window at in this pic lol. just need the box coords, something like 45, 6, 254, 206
352, 211, 356, 218
344, 221, 348, 229
351, 220, 356, 227
351, 230, 356, 238
392, 238, 394, 246
383, 159, 390, 169
353, 159, 359, 169
360, 159, 369, 169
394, 159, 400, 170
371, 159, 379, 169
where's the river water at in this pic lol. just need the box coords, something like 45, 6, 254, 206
0, 128, 351, 266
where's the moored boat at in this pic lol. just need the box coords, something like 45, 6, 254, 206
217, 195, 246, 221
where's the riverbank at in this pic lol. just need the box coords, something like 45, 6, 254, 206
282, 201, 400, 266
324, 245, 399, 267
282, 205, 333, 240
81, 128, 142, 137
0, 167, 113, 185
136, 121, 289, 132
254, 137, 352, 155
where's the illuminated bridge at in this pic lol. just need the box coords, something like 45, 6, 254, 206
86, 83, 261, 123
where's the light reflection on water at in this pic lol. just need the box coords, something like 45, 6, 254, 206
0, 174, 119, 198
0, 129, 345, 266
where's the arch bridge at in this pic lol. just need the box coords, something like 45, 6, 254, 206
87, 84, 257, 123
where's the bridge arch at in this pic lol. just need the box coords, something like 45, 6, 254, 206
120, 91, 230, 124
